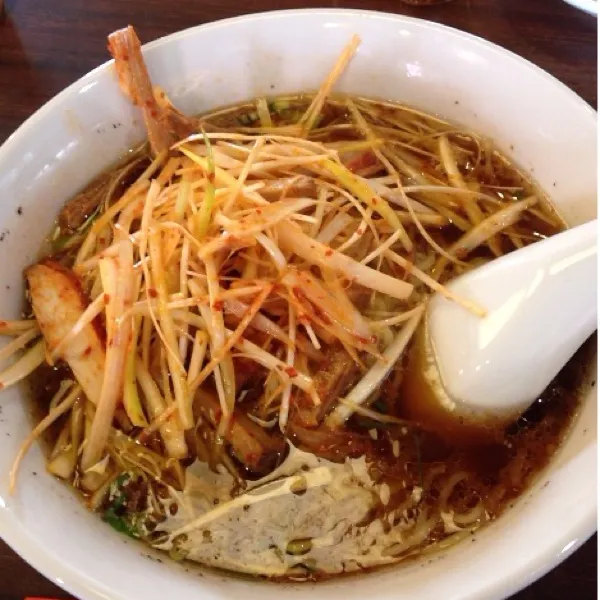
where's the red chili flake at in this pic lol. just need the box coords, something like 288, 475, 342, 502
285, 366, 298, 377
83, 346, 92, 356
0, 321, 5, 327
245, 453, 258, 466
148, 288, 158, 298
213, 300, 224, 311
256, 208, 262, 214
103, 293, 110, 303
356, 335, 369, 345
371, 197, 378, 205
357, 228, 365, 235
325, 249, 333, 257
207, 172, 215, 184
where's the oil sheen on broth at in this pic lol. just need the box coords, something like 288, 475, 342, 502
21, 89, 594, 581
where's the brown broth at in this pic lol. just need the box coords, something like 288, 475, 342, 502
26, 93, 595, 580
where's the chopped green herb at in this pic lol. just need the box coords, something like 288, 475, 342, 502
51, 234, 78, 252
193, 128, 216, 240
103, 507, 140, 539
270, 99, 291, 113
286, 538, 313, 556
76, 204, 102, 233
102, 472, 141, 539
237, 111, 259, 126
168, 533, 189, 561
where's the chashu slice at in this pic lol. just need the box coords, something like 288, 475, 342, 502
27, 260, 105, 405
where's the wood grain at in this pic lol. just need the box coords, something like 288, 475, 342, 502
0, 1, 596, 599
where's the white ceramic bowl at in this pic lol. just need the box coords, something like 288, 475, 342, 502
0, 9, 596, 600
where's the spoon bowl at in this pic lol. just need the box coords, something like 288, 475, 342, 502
407, 219, 597, 438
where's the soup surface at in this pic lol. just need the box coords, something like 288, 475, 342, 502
3, 26, 593, 581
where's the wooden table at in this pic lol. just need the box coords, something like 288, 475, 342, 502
0, 0, 596, 598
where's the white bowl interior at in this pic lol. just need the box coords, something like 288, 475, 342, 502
0, 9, 596, 600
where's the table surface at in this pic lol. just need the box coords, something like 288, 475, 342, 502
0, 0, 596, 598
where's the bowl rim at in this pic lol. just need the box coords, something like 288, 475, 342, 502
0, 6, 596, 171
0, 8, 596, 600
